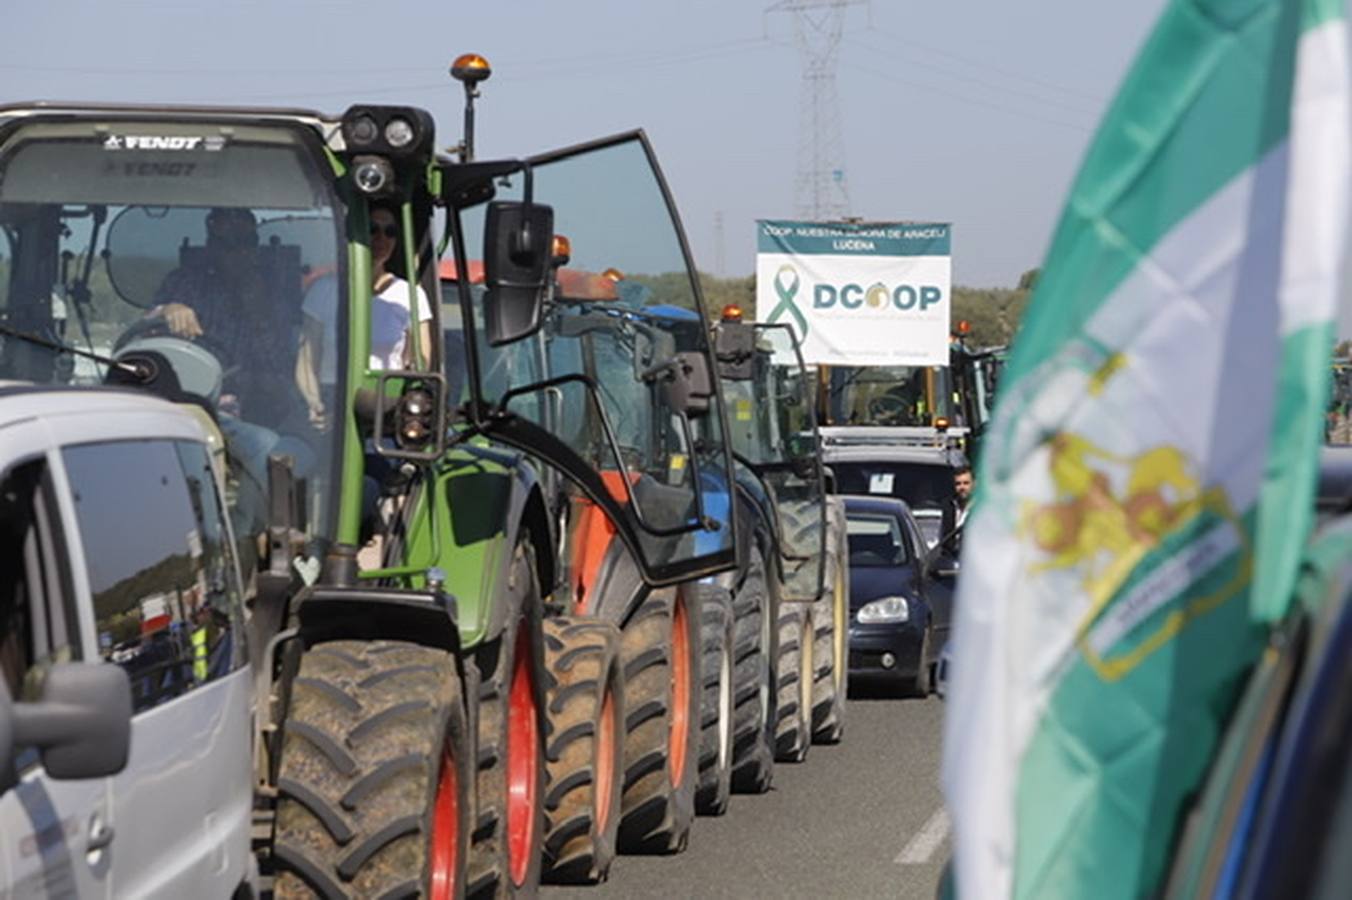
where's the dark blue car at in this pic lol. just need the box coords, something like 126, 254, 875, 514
844, 495, 958, 696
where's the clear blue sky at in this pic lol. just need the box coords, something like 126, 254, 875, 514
4, 1, 1169, 288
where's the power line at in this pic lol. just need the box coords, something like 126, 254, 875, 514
843, 35, 1101, 118
865, 25, 1110, 106
837, 57, 1094, 134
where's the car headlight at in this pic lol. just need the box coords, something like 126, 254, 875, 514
857, 596, 910, 624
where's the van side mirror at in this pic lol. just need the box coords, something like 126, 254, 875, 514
10, 663, 132, 780
483, 200, 554, 346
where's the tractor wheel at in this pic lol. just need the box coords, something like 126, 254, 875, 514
272, 640, 470, 900
616, 585, 701, 853
730, 549, 777, 793
812, 497, 849, 744
539, 617, 625, 884
693, 584, 735, 816
774, 602, 814, 763
469, 540, 546, 898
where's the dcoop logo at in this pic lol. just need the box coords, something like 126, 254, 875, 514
813, 281, 944, 311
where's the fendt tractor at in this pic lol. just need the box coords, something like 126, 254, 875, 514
711, 309, 850, 774
0, 54, 750, 896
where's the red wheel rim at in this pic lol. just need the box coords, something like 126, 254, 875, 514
668, 593, 691, 786
429, 740, 459, 900
506, 625, 540, 886
595, 680, 617, 831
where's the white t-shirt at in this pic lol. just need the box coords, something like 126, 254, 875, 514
370, 276, 434, 371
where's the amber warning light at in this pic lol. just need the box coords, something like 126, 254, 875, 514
721, 304, 744, 323
450, 53, 492, 84
551, 235, 571, 265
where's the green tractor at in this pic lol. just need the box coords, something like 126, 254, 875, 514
0, 56, 737, 897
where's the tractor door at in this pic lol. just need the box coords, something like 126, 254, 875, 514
448, 132, 737, 587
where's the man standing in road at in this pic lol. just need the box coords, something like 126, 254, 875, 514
953, 465, 975, 528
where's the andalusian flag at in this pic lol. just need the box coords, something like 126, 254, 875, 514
942, 1, 1349, 897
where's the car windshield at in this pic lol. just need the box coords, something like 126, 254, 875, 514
831, 460, 954, 510
847, 513, 908, 566
0, 119, 346, 549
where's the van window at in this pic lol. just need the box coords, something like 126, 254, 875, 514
63, 439, 244, 713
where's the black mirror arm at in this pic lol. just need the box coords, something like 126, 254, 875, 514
673, 408, 717, 532
12, 702, 91, 749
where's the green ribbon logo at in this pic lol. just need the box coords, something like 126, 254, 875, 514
767, 264, 809, 339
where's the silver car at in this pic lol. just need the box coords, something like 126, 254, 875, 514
0, 385, 255, 897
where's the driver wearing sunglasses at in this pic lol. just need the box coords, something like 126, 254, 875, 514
295, 203, 435, 431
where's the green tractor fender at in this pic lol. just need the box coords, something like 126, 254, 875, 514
411, 442, 554, 650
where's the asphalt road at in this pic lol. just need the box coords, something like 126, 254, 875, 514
543, 686, 949, 900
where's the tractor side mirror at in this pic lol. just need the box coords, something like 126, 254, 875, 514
9, 664, 132, 780
663, 352, 714, 418
483, 200, 554, 346
714, 322, 756, 381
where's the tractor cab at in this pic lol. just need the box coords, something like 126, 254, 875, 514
0, 111, 355, 562
713, 312, 827, 602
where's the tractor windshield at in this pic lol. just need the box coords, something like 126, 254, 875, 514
0, 117, 346, 552
450, 133, 737, 585
824, 364, 957, 427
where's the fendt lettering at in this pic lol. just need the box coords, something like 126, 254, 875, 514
104, 135, 205, 150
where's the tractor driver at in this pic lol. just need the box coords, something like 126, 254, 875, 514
150, 207, 306, 430
148, 207, 316, 541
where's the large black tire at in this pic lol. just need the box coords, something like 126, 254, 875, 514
469, 540, 546, 898
539, 617, 625, 884
273, 640, 471, 900
693, 584, 735, 816
774, 602, 814, 762
616, 585, 701, 853
812, 497, 849, 744
730, 549, 778, 793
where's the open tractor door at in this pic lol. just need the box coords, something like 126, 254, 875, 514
0, 63, 730, 896
443, 129, 741, 876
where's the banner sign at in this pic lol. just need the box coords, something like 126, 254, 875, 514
755, 220, 952, 366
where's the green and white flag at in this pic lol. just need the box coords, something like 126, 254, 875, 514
942, 1, 1349, 897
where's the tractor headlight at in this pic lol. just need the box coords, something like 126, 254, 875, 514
384, 116, 416, 149
347, 113, 380, 146
857, 596, 910, 624
395, 387, 437, 449
353, 155, 395, 196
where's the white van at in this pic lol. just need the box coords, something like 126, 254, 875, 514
0, 384, 254, 898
